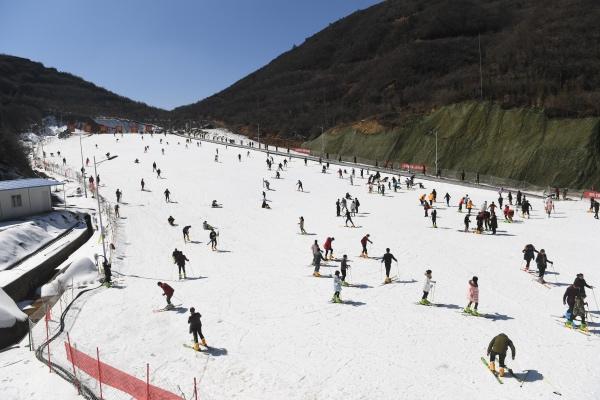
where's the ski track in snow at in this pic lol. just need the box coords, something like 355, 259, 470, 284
28, 133, 600, 400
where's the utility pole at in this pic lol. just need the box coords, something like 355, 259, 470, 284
478, 33, 483, 100
79, 133, 87, 197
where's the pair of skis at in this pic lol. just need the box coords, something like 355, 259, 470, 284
480, 357, 529, 386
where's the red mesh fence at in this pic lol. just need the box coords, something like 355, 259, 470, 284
65, 342, 181, 400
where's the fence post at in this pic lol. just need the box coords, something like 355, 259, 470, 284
28, 318, 34, 351
45, 306, 52, 372
194, 377, 198, 400
146, 363, 150, 400
97, 347, 103, 400
66, 333, 80, 394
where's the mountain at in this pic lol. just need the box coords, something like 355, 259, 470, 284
0, 54, 168, 178
170, 0, 600, 187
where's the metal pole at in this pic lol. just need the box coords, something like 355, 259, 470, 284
94, 157, 107, 261
79, 133, 87, 197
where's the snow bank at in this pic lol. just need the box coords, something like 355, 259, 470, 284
0, 288, 27, 328
40, 257, 98, 298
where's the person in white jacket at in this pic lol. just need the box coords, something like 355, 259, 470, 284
332, 271, 342, 303
420, 269, 436, 305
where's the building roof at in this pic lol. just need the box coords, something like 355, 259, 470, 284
0, 178, 63, 191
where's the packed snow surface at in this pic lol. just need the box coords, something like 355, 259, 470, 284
26, 133, 600, 399
39, 256, 97, 298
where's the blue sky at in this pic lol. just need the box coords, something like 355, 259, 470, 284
0, 0, 380, 110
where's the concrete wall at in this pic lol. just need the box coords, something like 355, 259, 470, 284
0, 187, 52, 221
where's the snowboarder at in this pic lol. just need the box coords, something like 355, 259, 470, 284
419, 270, 435, 305
360, 234, 372, 257
535, 249, 553, 283
188, 307, 207, 351
332, 271, 342, 303
183, 225, 191, 242
323, 237, 335, 260
299, 216, 307, 234
209, 229, 217, 250
164, 188, 171, 202
464, 277, 479, 315
487, 333, 515, 377
157, 282, 174, 309
431, 208, 437, 227
168, 215, 175, 226
141, 178, 145, 191
522, 244, 538, 271
381, 248, 397, 284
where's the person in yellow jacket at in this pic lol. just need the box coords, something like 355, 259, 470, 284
419, 194, 426, 206
466, 199, 474, 215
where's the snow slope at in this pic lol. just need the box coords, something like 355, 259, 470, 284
21, 132, 600, 399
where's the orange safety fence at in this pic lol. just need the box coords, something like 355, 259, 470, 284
64, 342, 181, 400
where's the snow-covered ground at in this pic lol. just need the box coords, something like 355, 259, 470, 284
4, 132, 600, 399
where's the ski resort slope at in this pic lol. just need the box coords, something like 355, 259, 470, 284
40, 133, 599, 400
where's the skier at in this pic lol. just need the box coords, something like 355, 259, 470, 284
444, 192, 450, 207
152, 161, 157, 172
360, 234, 372, 258
297, 180, 303, 192
183, 225, 191, 243
381, 248, 397, 284
262, 199, 271, 209
115, 189, 122, 203
490, 213, 498, 235
573, 273, 594, 297
114, 204, 120, 218
535, 249, 553, 283
431, 208, 437, 227
299, 216, 307, 234
344, 209, 355, 227
423, 202, 431, 217
354, 197, 360, 213
498, 194, 503, 208
141, 178, 145, 191
464, 214, 471, 232
332, 271, 342, 303
566, 292, 588, 331
419, 269, 435, 305
168, 215, 175, 226
157, 168, 161, 178
211, 200, 221, 208
563, 283, 579, 320
458, 196, 464, 213
313, 247, 326, 277
323, 237, 335, 260
336, 199, 341, 217
544, 197, 554, 217
173, 249, 188, 279
522, 244, 538, 271
464, 277, 479, 315
202, 221, 214, 230
594, 199, 599, 219
466, 199, 474, 215
487, 333, 516, 377
209, 229, 218, 250
164, 188, 171, 202
521, 199, 531, 218
340, 255, 350, 286
157, 282, 174, 309
188, 307, 207, 351
508, 191, 513, 205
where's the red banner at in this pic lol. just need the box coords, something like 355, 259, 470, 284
583, 191, 600, 199
401, 163, 426, 171
65, 342, 180, 400
293, 148, 311, 155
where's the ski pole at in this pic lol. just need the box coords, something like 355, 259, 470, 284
431, 283, 436, 303
549, 262, 558, 284
592, 288, 600, 314
395, 260, 400, 278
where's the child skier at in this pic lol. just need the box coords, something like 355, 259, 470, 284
487, 333, 516, 377
332, 271, 342, 303
419, 269, 435, 305
535, 249, 553, 283
188, 307, 207, 351
157, 282, 174, 309
464, 277, 479, 316
566, 293, 587, 331
464, 214, 471, 232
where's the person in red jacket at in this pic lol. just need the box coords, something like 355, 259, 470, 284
157, 282, 174, 309
323, 237, 335, 260
360, 234, 373, 258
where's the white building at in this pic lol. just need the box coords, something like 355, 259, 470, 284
0, 178, 63, 221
